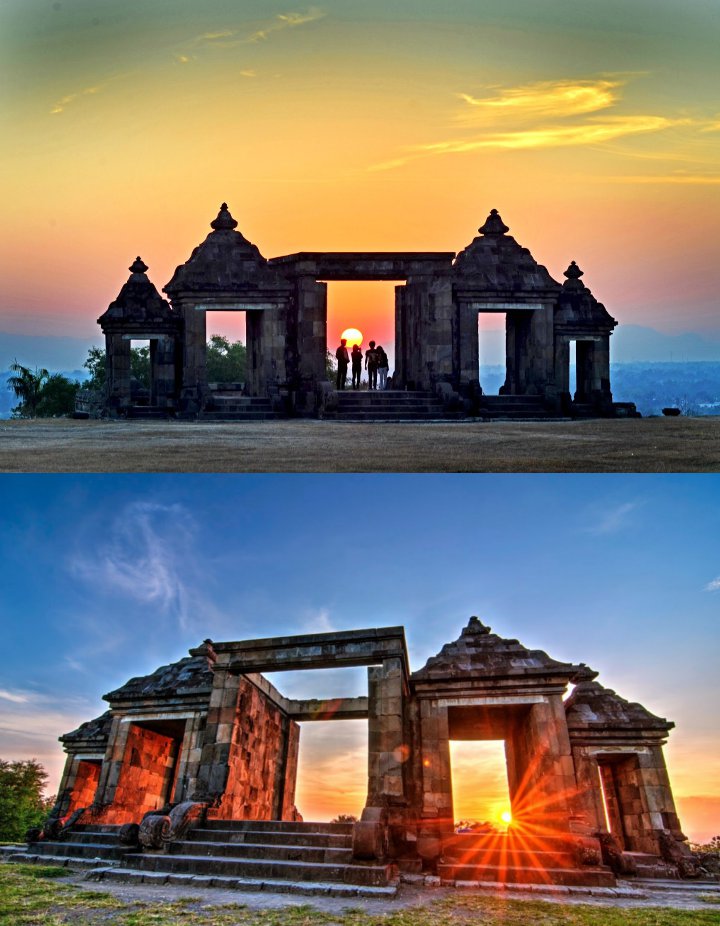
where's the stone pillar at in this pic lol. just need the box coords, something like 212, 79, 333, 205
195, 669, 241, 804
416, 699, 453, 865
106, 334, 132, 410
555, 337, 570, 395
295, 280, 327, 413
613, 748, 683, 854
367, 658, 406, 803
421, 279, 455, 389
571, 747, 608, 834
575, 341, 592, 401
171, 713, 205, 803
394, 284, 408, 388
518, 303, 555, 397
178, 302, 207, 409
94, 715, 132, 808
506, 697, 576, 834
281, 720, 301, 820
150, 335, 177, 408
458, 301, 480, 392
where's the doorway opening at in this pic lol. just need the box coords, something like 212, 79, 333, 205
263, 665, 370, 822
326, 281, 401, 386
569, 340, 577, 399
206, 312, 247, 388
478, 315, 506, 395
450, 740, 512, 832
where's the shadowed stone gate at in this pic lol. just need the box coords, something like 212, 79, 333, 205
98, 203, 635, 420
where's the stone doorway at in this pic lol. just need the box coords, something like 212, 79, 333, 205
449, 739, 512, 830
294, 718, 368, 821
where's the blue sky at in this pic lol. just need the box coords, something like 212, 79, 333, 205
0, 475, 718, 837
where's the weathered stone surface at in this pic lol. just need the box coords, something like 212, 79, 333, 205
96, 205, 632, 418
53, 617, 686, 885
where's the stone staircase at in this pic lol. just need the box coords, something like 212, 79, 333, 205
477, 396, 563, 420
0, 825, 131, 870
201, 394, 278, 421
326, 390, 460, 421
438, 832, 615, 887
87, 820, 398, 897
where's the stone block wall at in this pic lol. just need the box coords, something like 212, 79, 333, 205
211, 676, 291, 821
66, 759, 101, 814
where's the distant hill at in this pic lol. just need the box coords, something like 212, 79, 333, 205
612, 325, 720, 362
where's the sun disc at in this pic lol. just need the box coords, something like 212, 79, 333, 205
501, 810, 512, 824
340, 327, 363, 347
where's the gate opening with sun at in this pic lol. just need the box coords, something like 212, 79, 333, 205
450, 740, 512, 832
327, 281, 402, 384
263, 666, 368, 822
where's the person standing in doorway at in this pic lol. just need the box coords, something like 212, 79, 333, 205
335, 338, 349, 389
351, 344, 363, 389
365, 340, 378, 390
376, 345, 389, 390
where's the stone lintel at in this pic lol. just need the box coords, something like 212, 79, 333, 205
413, 679, 572, 699
436, 694, 547, 707
468, 302, 544, 312
72, 753, 105, 761
119, 711, 197, 723
191, 302, 285, 311
570, 733, 670, 749
269, 252, 455, 280
120, 332, 177, 340
213, 626, 409, 676
286, 696, 369, 721
581, 745, 653, 756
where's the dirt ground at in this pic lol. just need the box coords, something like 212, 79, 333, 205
0, 416, 718, 473
71, 874, 720, 914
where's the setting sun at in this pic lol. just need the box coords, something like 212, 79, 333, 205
340, 327, 363, 347
501, 811, 512, 824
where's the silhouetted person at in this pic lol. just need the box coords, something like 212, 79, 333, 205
376, 345, 389, 390
351, 344, 363, 389
365, 340, 378, 390
335, 338, 349, 389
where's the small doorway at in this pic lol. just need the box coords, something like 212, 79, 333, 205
326, 281, 400, 387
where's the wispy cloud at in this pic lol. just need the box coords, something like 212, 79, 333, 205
0, 688, 29, 704
247, 7, 325, 43
457, 78, 622, 123
370, 74, 693, 171
188, 7, 325, 51
584, 501, 641, 535
69, 501, 198, 634
606, 173, 720, 185
705, 576, 720, 592
50, 84, 103, 115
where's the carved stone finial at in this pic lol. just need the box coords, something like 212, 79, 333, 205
210, 202, 239, 231
129, 256, 148, 274
564, 261, 584, 281
464, 616, 491, 635
479, 209, 509, 237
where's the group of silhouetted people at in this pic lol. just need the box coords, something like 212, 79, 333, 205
335, 339, 389, 390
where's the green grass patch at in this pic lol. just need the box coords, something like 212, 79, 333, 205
1, 864, 720, 926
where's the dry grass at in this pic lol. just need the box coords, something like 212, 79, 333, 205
0, 417, 718, 473
2, 865, 720, 926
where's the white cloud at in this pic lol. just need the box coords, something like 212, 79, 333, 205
69, 501, 197, 633
584, 501, 640, 535
0, 688, 29, 704
705, 576, 720, 592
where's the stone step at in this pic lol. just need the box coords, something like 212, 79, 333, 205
121, 851, 392, 886
441, 847, 577, 868
52, 831, 124, 846
168, 839, 353, 864
200, 411, 278, 421
438, 862, 615, 887
29, 841, 129, 860
86, 866, 398, 898
203, 820, 353, 835
3, 851, 122, 871
186, 828, 352, 849
73, 825, 125, 835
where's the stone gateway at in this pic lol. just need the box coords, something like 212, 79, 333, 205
97, 205, 637, 421
33, 618, 695, 892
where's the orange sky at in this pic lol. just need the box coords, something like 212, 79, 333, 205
1, 1, 719, 358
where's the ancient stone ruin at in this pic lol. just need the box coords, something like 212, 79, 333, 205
27, 618, 694, 893
97, 205, 637, 421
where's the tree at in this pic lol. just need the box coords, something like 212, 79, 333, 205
36, 374, 81, 417
7, 361, 49, 417
0, 759, 53, 841
83, 346, 106, 391
326, 349, 336, 383
331, 814, 358, 824
206, 335, 246, 383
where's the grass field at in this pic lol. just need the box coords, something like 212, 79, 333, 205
0, 417, 718, 472
2, 865, 720, 926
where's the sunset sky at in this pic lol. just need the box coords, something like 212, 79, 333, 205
0, 475, 718, 841
2, 0, 720, 368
